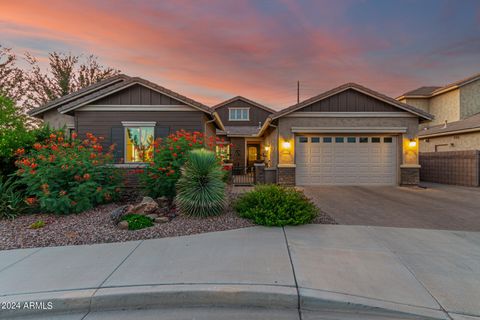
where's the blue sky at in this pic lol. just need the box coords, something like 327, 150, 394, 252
1, 0, 479, 108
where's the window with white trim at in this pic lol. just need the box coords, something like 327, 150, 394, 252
122, 122, 156, 163
229, 108, 249, 121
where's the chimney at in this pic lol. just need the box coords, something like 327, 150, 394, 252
443, 120, 448, 128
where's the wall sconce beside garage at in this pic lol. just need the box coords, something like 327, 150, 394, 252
282, 141, 291, 150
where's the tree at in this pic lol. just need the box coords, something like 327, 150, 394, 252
0, 46, 26, 104
24, 52, 120, 111
0, 95, 33, 176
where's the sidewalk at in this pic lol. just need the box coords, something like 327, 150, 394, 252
0, 225, 479, 319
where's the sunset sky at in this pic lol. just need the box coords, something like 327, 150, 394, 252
1, 0, 479, 109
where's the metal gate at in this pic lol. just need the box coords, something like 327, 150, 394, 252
232, 166, 254, 185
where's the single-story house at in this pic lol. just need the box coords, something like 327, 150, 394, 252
29, 75, 433, 186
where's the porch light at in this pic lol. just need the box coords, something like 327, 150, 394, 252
282, 141, 291, 149
264, 146, 270, 152
408, 139, 417, 148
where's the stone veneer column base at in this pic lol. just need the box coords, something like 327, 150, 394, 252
277, 164, 296, 186
400, 164, 420, 186
254, 163, 266, 184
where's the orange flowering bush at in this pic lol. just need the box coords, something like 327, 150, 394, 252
141, 130, 206, 198
15, 131, 122, 214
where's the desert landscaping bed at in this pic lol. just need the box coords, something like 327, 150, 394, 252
0, 191, 336, 251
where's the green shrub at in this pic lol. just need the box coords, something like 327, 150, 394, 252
121, 214, 154, 230
16, 131, 122, 214
29, 220, 46, 229
175, 149, 226, 217
0, 177, 28, 219
234, 185, 317, 226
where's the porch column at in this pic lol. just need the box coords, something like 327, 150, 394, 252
254, 163, 265, 184
400, 134, 420, 185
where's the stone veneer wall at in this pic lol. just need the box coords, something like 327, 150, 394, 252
277, 166, 295, 186
400, 166, 420, 186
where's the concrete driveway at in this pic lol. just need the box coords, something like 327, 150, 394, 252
302, 183, 480, 231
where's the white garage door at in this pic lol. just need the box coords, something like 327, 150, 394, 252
296, 135, 397, 185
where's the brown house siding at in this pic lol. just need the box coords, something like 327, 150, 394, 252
298, 89, 400, 112
216, 100, 271, 127
230, 137, 245, 167
76, 111, 204, 162
91, 84, 185, 105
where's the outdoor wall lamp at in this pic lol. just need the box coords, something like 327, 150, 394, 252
264, 146, 271, 152
282, 141, 291, 149
408, 139, 417, 148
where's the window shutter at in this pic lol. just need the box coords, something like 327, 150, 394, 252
155, 126, 170, 139
111, 127, 124, 163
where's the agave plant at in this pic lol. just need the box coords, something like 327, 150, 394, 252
0, 177, 28, 219
176, 149, 226, 217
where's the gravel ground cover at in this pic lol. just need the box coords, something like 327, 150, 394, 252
0, 189, 336, 250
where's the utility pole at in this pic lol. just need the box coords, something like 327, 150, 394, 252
297, 80, 300, 104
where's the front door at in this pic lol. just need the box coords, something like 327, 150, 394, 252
247, 144, 260, 168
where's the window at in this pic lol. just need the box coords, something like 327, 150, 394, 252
384, 137, 393, 143
311, 137, 320, 143
299, 136, 308, 143
359, 137, 368, 143
125, 127, 154, 163
371, 137, 381, 143
216, 144, 230, 161
229, 108, 249, 121
335, 137, 344, 143
347, 137, 356, 143
323, 137, 332, 143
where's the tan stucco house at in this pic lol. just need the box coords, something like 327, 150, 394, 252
397, 72, 480, 152
29, 76, 432, 186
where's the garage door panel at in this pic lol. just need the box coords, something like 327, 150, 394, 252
296, 135, 396, 186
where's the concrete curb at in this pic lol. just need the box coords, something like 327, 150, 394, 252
1, 284, 298, 319
2, 285, 451, 319
300, 288, 449, 320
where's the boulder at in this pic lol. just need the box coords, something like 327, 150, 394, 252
130, 196, 158, 215
146, 214, 158, 220
155, 216, 170, 223
110, 205, 133, 224
118, 221, 129, 230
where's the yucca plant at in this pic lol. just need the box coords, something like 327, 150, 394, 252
176, 149, 226, 217
0, 177, 28, 219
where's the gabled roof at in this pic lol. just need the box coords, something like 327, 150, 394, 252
401, 86, 441, 97
271, 82, 433, 121
212, 96, 275, 114
419, 112, 480, 138
398, 72, 480, 99
57, 76, 213, 115
28, 74, 130, 116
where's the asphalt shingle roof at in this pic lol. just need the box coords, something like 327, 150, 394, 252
419, 112, 480, 137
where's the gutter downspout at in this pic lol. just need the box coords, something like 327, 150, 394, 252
204, 118, 216, 140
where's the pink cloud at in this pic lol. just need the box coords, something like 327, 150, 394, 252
0, 0, 460, 108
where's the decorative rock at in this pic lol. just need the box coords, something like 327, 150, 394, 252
130, 196, 158, 215
118, 221, 129, 230
146, 214, 158, 220
110, 205, 133, 224
154, 216, 170, 223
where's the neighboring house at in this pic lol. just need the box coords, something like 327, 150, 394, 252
397, 73, 480, 152
30, 76, 432, 186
